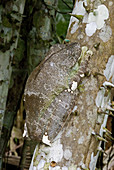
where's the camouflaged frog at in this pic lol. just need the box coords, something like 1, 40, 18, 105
24, 42, 92, 145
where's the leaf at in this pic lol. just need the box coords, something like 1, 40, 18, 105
68, 13, 84, 20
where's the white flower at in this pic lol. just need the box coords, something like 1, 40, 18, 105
69, 1, 86, 34
85, 22, 97, 36
85, 4, 109, 36
74, 1, 86, 15
104, 55, 114, 82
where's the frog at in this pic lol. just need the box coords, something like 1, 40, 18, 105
24, 42, 92, 145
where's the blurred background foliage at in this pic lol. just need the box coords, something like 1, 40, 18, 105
22, 0, 73, 72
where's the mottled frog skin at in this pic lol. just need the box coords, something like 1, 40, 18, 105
24, 43, 89, 142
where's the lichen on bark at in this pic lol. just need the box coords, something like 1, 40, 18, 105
29, 0, 114, 169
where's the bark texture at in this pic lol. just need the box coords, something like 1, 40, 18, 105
28, 0, 114, 170
0, 0, 73, 169
0, 0, 26, 168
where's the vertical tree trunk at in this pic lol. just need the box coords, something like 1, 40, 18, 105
0, 0, 73, 169
28, 0, 114, 169
0, 0, 26, 168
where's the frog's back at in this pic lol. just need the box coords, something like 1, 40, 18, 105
24, 42, 81, 142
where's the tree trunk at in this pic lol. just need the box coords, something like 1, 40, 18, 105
28, 0, 114, 169
0, 0, 26, 168
0, 0, 73, 169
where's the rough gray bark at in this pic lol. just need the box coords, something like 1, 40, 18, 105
27, 0, 114, 169
0, 0, 73, 169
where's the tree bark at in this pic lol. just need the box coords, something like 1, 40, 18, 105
0, 0, 26, 168
0, 0, 73, 169
28, 0, 114, 169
